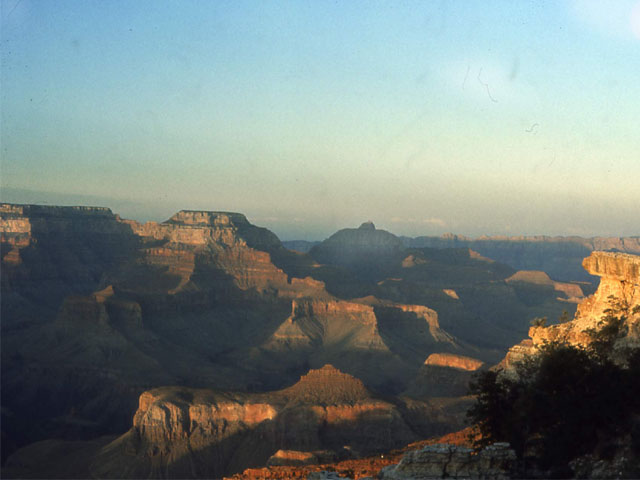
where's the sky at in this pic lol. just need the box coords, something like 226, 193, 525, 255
1, 0, 639, 240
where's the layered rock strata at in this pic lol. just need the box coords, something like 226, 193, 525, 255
2, 203, 601, 473
502, 251, 640, 371
404, 233, 640, 284
84, 365, 418, 478
423, 353, 484, 371
379, 442, 516, 480
403, 354, 484, 398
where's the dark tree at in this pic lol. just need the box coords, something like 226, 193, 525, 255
468, 297, 640, 477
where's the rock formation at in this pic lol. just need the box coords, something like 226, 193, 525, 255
1, 204, 139, 329
308, 223, 577, 353
505, 270, 584, 303
403, 233, 640, 284
4, 366, 422, 478
1, 204, 611, 474
423, 353, 484, 371
308, 222, 404, 280
379, 442, 516, 480
403, 354, 484, 399
266, 450, 329, 467
501, 251, 640, 371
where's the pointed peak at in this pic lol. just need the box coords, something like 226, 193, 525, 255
358, 221, 375, 231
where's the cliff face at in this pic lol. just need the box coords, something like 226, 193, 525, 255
87, 365, 418, 478
264, 298, 386, 353
423, 353, 484, 371
577, 252, 640, 324
0, 205, 322, 464
532, 252, 640, 348
2, 203, 608, 473
1, 204, 139, 327
260, 296, 463, 391
502, 251, 640, 370
0, 205, 324, 316
4, 365, 480, 479
403, 353, 485, 398
118, 210, 305, 299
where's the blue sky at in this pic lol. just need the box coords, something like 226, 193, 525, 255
2, 0, 639, 239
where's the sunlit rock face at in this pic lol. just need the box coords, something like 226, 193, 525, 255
84, 365, 418, 478
577, 252, 640, 325
423, 353, 484, 371
531, 252, 640, 348
119, 210, 294, 297
501, 251, 640, 372
403, 353, 485, 398
266, 449, 324, 467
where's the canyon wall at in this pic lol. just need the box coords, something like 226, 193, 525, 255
2, 204, 616, 475
403, 234, 640, 284
502, 251, 640, 370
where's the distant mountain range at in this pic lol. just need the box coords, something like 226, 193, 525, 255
286, 232, 640, 285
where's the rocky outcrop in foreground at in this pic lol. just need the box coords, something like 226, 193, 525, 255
379, 442, 516, 480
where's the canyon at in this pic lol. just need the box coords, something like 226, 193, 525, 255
401, 234, 640, 285
2, 203, 639, 478
502, 250, 640, 372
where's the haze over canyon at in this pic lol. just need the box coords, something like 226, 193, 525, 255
3, 1, 640, 477
1, 202, 639, 478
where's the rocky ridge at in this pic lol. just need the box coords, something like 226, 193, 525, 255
2, 204, 612, 475
505, 270, 584, 303
403, 233, 640, 284
502, 251, 640, 370
4, 366, 421, 478
2, 205, 486, 466
308, 223, 579, 353
403, 353, 485, 399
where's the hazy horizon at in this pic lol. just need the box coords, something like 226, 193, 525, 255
2, 1, 639, 240
2, 185, 639, 241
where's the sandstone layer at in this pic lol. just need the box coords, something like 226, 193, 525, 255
501, 251, 640, 371
403, 353, 485, 399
